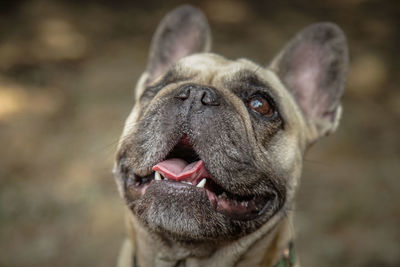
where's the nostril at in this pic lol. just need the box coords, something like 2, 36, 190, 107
175, 86, 191, 100
201, 90, 220, 106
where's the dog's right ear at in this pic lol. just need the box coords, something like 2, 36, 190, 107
146, 5, 211, 83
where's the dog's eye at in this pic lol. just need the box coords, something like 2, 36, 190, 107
248, 96, 274, 117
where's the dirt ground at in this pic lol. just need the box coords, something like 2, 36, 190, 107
0, 0, 399, 266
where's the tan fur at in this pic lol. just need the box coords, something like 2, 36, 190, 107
113, 7, 349, 263
116, 12, 353, 264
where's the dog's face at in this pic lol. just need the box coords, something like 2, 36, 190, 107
114, 6, 348, 244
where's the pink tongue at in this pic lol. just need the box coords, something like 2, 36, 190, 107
152, 159, 210, 182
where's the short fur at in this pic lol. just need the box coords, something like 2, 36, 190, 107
113, 5, 349, 267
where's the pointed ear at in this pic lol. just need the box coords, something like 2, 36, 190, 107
146, 5, 211, 83
270, 23, 349, 140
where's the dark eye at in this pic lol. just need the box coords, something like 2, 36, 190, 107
248, 96, 275, 117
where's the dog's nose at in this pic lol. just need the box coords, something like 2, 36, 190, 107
175, 84, 220, 106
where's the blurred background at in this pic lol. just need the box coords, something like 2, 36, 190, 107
0, 0, 399, 266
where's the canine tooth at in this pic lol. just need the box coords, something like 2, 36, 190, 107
196, 178, 206, 188
221, 192, 227, 198
154, 172, 162, 181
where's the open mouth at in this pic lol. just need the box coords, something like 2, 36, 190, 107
125, 135, 274, 220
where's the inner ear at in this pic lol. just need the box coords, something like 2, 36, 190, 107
146, 5, 212, 83
270, 23, 349, 137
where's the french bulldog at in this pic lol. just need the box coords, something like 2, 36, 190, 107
113, 5, 349, 267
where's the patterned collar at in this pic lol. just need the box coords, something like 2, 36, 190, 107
274, 242, 296, 267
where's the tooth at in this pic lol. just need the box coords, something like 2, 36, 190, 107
221, 192, 227, 198
154, 172, 162, 181
196, 178, 206, 188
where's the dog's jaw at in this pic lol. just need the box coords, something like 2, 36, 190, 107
117, 125, 287, 242
124, 136, 281, 221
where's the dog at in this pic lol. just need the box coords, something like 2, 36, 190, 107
113, 5, 349, 267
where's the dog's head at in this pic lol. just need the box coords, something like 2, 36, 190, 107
114, 5, 348, 244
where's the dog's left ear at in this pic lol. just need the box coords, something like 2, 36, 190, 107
270, 23, 349, 141
146, 5, 212, 83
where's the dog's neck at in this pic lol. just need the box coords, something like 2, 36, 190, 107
119, 212, 294, 267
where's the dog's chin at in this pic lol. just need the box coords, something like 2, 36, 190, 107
125, 179, 280, 242
120, 138, 283, 242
